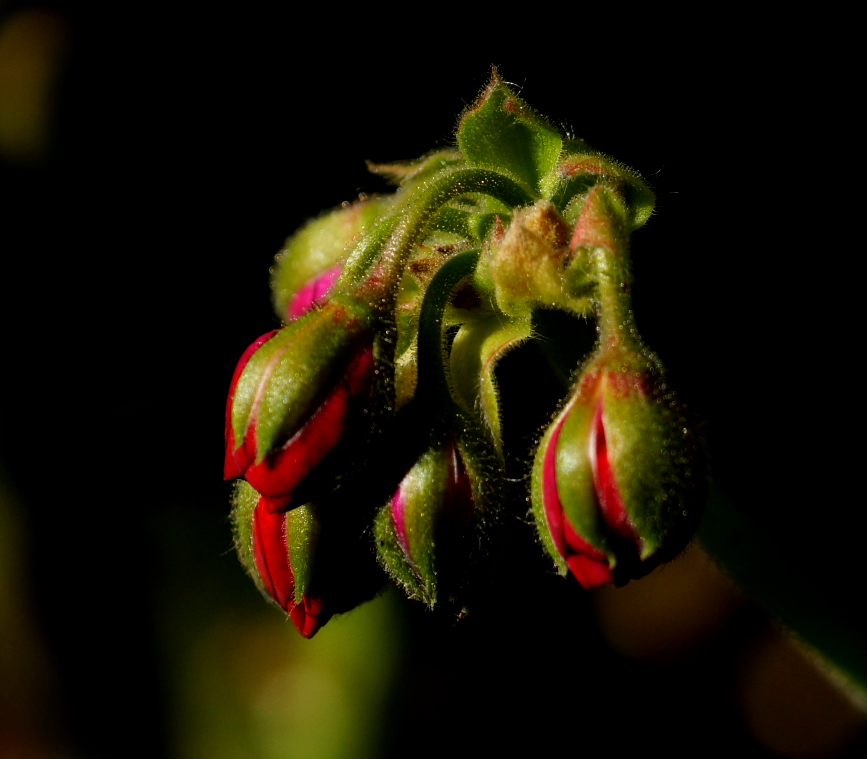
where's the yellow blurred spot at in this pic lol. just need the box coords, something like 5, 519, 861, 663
0, 9, 68, 163
592, 542, 743, 663
173, 589, 403, 759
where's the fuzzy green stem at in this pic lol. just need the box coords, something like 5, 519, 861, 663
415, 250, 481, 409
592, 249, 641, 355
358, 168, 532, 308
338, 214, 401, 287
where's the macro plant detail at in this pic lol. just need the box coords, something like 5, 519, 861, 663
224, 70, 707, 638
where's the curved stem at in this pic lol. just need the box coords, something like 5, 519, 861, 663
357, 167, 533, 307
338, 214, 401, 286
593, 257, 641, 355
415, 250, 481, 410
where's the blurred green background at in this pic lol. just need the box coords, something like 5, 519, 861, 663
1, 4, 863, 757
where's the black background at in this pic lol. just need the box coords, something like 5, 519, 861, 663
0, 5, 858, 757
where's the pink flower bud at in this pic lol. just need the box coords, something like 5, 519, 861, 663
224, 300, 375, 510
532, 352, 703, 589
250, 492, 324, 638
375, 436, 475, 607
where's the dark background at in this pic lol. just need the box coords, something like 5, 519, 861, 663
1, 4, 859, 757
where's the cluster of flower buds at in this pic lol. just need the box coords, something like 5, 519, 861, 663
224, 70, 706, 636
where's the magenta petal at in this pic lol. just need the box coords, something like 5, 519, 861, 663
391, 484, 410, 557
287, 265, 343, 320
542, 413, 569, 561
591, 398, 638, 543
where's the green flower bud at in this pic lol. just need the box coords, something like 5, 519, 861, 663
374, 435, 474, 608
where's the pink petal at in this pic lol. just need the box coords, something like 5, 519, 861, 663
287, 265, 343, 320
591, 398, 638, 543
541, 413, 569, 561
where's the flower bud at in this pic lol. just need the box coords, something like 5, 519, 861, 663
224, 298, 375, 510
374, 436, 474, 607
271, 196, 386, 319
232, 480, 325, 638
532, 348, 704, 589
488, 200, 594, 318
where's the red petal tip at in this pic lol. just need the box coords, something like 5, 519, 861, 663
290, 596, 325, 639
566, 554, 614, 589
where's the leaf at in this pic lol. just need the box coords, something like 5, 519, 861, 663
366, 149, 463, 187
449, 312, 533, 452
457, 71, 562, 196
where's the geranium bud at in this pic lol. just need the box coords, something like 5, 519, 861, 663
489, 200, 576, 316
224, 298, 375, 510
232, 481, 325, 638
271, 196, 387, 320
374, 436, 474, 607
532, 349, 704, 589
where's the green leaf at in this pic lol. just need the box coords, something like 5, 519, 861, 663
449, 313, 532, 453
457, 72, 562, 196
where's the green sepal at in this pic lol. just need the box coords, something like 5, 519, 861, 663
449, 312, 533, 453
598, 351, 699, 561
230, 297, 374, 461
457, 71, 562, 197
552, 144, 655, 231
271, 197, 387, 319
374, 434, 460, 609
374, 497, 429, 604
285, 503, 321, 598
530, 417, 568, 576
555, 385, 618, 565
230, 480, 265, 593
